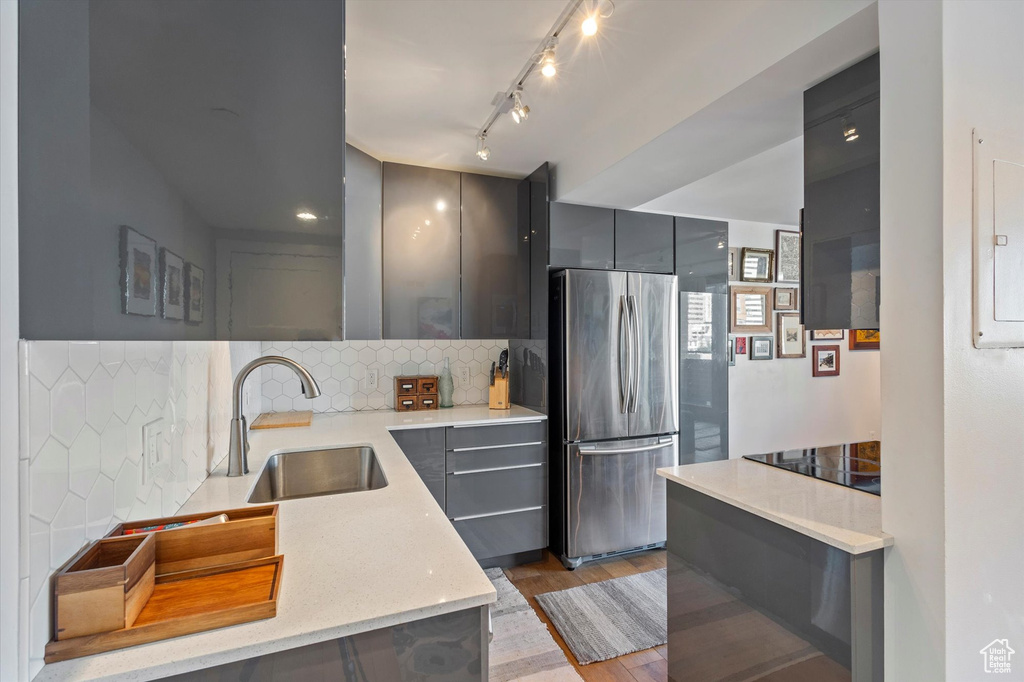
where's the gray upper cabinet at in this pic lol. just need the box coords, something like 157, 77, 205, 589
344, 144, 383, 340
382, 162, 461, 339
615, 210, 674, 273
549, 202, 614, 270
675, 217, 728, 294
18, 0, 345, 340
461, 173, 528, 339
802, 53, 880, 331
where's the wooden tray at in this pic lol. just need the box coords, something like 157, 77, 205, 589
251, 410, 312, 429
45, 555, 284, 663
106, 505, 278, 576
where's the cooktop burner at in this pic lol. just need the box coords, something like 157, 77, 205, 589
743, 447, 881, 495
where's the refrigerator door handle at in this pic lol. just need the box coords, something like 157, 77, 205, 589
578, 439, 673, 456
627, 294, 641, 413
618, 295, 629, 413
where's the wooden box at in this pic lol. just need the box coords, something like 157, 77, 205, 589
106, 505, 278, 576
394, 375, 440, 411
53, 534, 156, 641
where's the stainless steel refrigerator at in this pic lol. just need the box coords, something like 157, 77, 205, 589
550, 269, 679, 569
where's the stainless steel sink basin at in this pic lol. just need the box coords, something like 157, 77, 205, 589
247, 446, 387, 503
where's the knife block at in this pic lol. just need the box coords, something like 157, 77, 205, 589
488, 374, 510, 410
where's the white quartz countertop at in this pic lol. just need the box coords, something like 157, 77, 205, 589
657, 459, 893, 555
37, 405, 547, 682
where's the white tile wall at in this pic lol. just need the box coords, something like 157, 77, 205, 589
260, 340, 509, 413
16, 340, 252, 678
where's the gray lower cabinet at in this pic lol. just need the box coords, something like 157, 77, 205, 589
390, 428, 446, 509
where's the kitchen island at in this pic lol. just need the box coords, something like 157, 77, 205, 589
657, 459, 892, 682
36, 406, 546, 682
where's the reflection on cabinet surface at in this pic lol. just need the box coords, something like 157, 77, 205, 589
382, 162, 462, 339
614, 210, 674, 273
802, 53, 880, 331
461, 173, 528, 339
18, 0, 346, 340
676, 217, 729, 295
548, 202, 614, 270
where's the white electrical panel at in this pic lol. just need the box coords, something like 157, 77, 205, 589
973, 129, 1024, 348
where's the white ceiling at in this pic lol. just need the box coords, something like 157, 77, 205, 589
346, 0, 879, 224
636, 137, 803, 226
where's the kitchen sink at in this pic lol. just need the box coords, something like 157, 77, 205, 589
247, 446, 387, 503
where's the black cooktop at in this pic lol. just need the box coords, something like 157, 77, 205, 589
743, 447, 881, 495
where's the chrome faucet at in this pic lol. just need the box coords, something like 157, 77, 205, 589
227, 355, 321, 477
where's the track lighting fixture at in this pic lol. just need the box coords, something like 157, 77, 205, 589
511, 89, 530, 124
842, 116, 859, 142
581, 1, 613, 37
581, 14, 597, 36
540, 46, 557, 78
476, 135, 490, 161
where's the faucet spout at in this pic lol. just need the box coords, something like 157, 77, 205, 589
227, 355, 321, 477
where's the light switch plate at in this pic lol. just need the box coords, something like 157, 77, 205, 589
142, 418, 166, 485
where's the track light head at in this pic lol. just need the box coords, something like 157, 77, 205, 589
540, 46, 557, 78
510, 90, 530, 124
842, 116, 859, 142
581, 14, 597, 36
476, 135, 490, 161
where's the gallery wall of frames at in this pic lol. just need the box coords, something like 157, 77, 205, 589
725, 220, 881, 457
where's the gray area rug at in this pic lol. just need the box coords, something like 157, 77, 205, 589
485, 568, 584, 682
535, 569, 667, 665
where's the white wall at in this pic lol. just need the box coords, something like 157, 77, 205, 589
727, 220, 882, 456
880, 1, 1024, 680
1, 2, 21, 680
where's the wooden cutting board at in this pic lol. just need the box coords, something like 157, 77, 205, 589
250, 411, 312, 429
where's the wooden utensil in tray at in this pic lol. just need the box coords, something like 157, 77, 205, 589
45, 505, 283, 663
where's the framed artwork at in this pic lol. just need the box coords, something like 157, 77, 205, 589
728, 338, 736, 366
811, 329, 844, 340
812, 345, 841, 377
749, 335, 774, 360
728, 248, 740, 281
183, 262, 205, 325
730, 285, 773, 334
775, 229, 801, 283
119, 225, 157, 317
776, 313, 806, 358
849, 329, 880, 350
740, 248, 775, 283
850, 441, 881, 473
159, 248, 185, 320
735, 336, 747, 355
774, 287, 798, 311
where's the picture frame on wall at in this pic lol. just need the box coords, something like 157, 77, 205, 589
728, 248, 740, 281
812, 344, 841, 377
776, 313, 806, 358
183, 262, 205, 325
730, 285, 773, 334
159, 248, 185, 320
749, 335, 774, 360
774, 287, 799, 311
849, 329, 880, 350
739, 247, 775, 283
728, 338, 736, 366
735, 336, 747, 355
119, 225, 157, 317
775, 229, 801, 283
811, 329, 844, 340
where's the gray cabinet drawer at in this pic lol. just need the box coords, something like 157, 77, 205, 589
453, 507, 548, 560
446, 465, 546, 520
446, 443, 546, 473
445, 421, 546, 450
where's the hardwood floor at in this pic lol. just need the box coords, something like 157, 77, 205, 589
503, 549, 669, 682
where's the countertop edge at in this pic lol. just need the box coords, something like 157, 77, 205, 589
658, 463, 894, 555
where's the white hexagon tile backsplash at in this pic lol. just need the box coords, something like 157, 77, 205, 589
259, 340, 509, 414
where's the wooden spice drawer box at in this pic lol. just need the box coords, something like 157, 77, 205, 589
394, 375, 440, 411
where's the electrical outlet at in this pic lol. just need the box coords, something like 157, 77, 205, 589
366, 368, 378, 390
458, 366, 470, 386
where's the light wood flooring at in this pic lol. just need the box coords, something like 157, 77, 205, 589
503, 549, 669, 682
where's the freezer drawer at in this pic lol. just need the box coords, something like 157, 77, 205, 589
447, 464, 547, 519
565, 435, 677, 560
453, 507, 548, 560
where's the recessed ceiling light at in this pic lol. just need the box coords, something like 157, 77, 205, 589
296, 212, 318, 221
